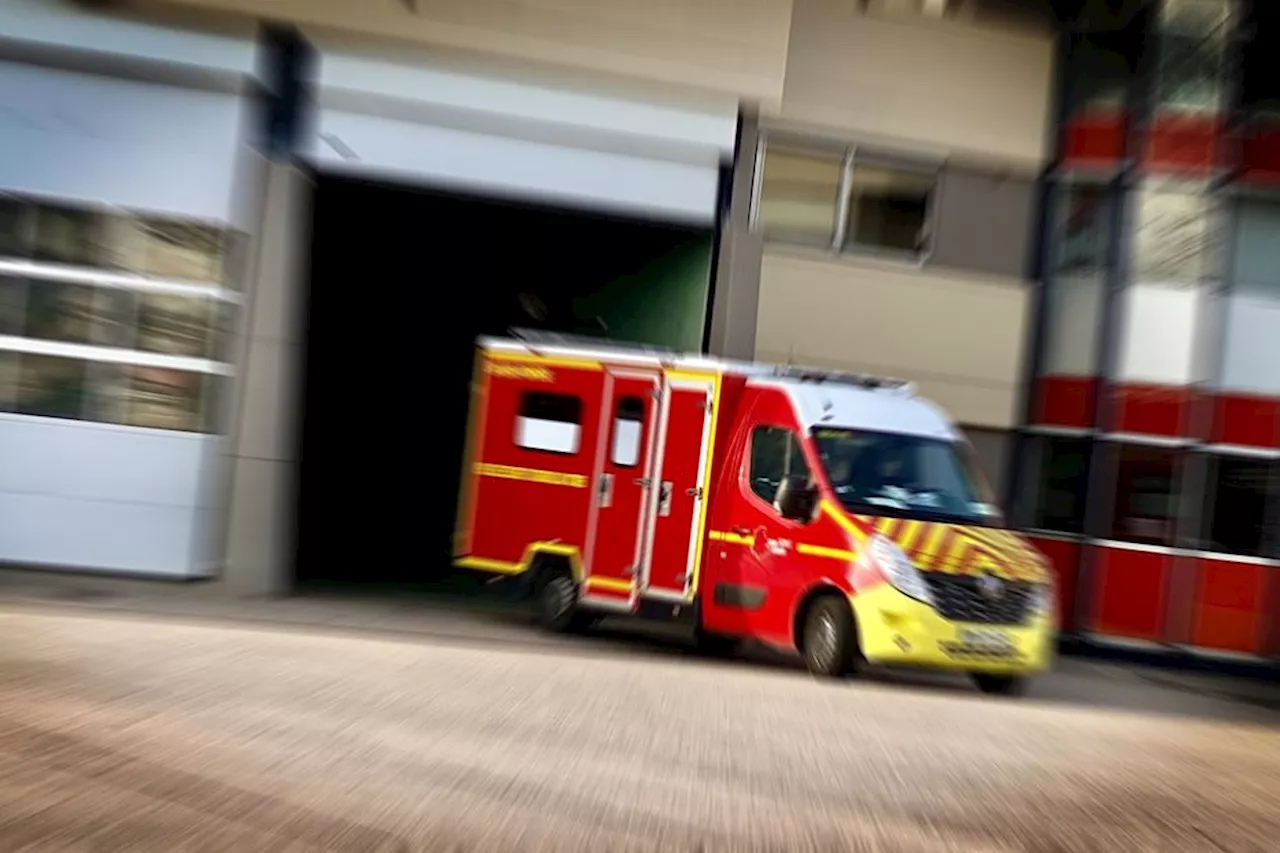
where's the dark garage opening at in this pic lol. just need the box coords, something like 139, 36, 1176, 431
294, 174, 716, 587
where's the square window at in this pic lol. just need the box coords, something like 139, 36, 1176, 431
1201, 456, 1276, 557
1106, 444, 1183, 546
122, 366, 207, 432
756, 143, 843, 246
1054, 185, 1113, 274
515, 392, 582, 455
1130, 187, 1212, 283
843, 164, 935, 256
14, 353, 88, 421
1021, 436, 1093, 534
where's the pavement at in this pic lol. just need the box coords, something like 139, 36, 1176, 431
2, 586, 1280, 851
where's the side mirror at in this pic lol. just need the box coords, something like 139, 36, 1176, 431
774, 475, 817, 522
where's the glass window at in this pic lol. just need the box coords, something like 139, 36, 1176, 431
14, 354, 87, 420
1054, 185, 1113, 274
1230, 198, 1280, 294
0, 277, 27, 336
1201, 456, 1276, 557
609, 396, 645, 467
0, 350, 17, 411
0, 196, 33, 258
33, 205, 102, 267
1154, 0, 1230, 115
1107, 445, 1182, 546
812, 428, 1001, 525
23, 281, 97, 344
136, 294, 215, 357
1021, 436, 1092, 534
756, 144, 843, 245
749, 426, 811, 505
122, 366, 206, 432
138, 220, 225, 281
515, 392, 582, 455
1130, 187, 1211, 283
843, 164, 935, 255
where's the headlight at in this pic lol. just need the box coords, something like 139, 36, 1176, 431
1030, 583, 1056, 620
866, 534, 934, 605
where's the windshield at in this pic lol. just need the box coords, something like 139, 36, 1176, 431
811, 428, 1002, 526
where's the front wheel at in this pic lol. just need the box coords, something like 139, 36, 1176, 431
802, 597, 858, 678
970, 673, 1027, 697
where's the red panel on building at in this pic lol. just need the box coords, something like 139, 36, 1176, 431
1211, 393, 1280, 449
1061, 110, 1127, 168
1087, 545, 1171, 642
1238, 122, 1280, 185
1109, 383, 1192, 437
1034, 375, 1098, 429
1191, 558, 1269, 655
1025, 535, 1081, 632
1140, 113, 1222, 176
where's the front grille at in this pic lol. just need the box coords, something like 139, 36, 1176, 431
923, 572, 1032, 625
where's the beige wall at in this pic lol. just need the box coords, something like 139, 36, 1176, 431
778, 0, 1055, 169
141, 0, 794, 106
755, 250, 1030, 429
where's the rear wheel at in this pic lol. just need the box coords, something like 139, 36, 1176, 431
970, 673, 1027, 697
802, 596, 858, 678
537, 569, 587, 633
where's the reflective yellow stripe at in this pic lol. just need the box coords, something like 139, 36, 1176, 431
796, 543, 856, 561
486, 351, 602, 371
820, 500, 869, 543
473, 463, 587, 488
708, 530, 754, 546
586, 576, 633, 593
455, 556, 523, 574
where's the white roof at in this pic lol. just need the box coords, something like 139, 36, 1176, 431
478, 335, 959, 441
758, 377, 959, 442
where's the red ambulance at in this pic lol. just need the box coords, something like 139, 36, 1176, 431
454, 333, 1056, 694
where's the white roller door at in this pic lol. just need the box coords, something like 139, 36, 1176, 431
306, 50, 739, 225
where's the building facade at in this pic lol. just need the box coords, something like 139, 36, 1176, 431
12, 0, 1263, 663
1015, 0, 1280, 660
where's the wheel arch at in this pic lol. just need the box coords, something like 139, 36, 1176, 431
792, 583, 858, 655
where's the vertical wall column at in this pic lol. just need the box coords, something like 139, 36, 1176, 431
218, 25, 314, 596
705, 108, 763, 360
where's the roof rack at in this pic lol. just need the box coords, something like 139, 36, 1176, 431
771, 365, 915, 393
506, 328, 678, 356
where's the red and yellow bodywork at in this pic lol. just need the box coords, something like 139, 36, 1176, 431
455, 339, 1056, 679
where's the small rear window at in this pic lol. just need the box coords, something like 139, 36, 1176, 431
515, 392, 582, 455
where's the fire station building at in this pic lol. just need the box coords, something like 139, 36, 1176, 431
1, 0, 1277, 664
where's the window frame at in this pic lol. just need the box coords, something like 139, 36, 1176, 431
751, 131, 942, 266
1018, 434, 1095, 536
513, 390, 584, 457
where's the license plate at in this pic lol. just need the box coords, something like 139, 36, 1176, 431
957, 629, 1014, 653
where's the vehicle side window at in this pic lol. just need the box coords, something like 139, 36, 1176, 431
609, 396, 645, 467
749, 426, 810, 506
515, 391, 582, 455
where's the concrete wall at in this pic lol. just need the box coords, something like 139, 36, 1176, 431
755, 250, 1031, 429
779, 0, 1055, 170
140, 0, 795, 105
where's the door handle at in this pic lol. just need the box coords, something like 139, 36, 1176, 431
658, 481, 673, 517
731, 526, 751, 536
598, 473, 614, 508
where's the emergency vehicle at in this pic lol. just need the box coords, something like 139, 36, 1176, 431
453, 332, 1056, 695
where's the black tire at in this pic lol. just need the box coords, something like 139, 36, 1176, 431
802, 596, 858, 678
971, 673, 1027, 697
537, 569, 582, 633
